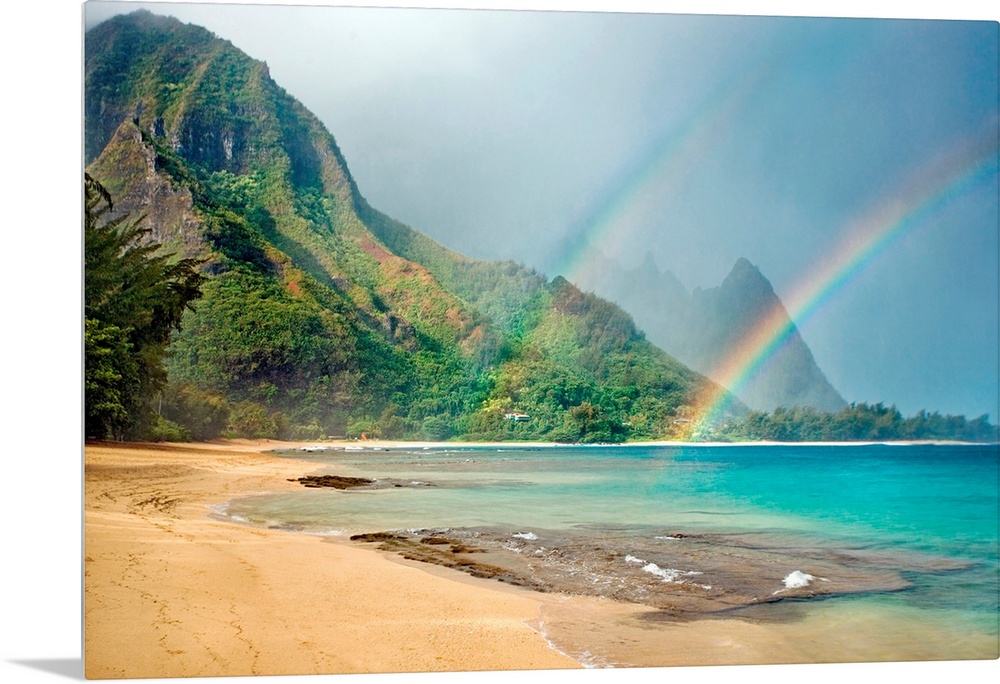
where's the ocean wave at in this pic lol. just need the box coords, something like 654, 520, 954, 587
624, 554, 702, 583
206, 501, 230, 516
773, 570, 829, 594
207, 502, 256, 526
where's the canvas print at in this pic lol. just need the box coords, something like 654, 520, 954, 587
82, 0, 999, 680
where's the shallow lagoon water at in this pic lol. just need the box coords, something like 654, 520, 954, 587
217, 443, 999, 665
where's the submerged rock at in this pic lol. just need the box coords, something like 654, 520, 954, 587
289, 475, 436, 490
344, 525, 966, 620
290, 475, 375, 489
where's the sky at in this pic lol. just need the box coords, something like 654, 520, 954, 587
80, 0, 999, 420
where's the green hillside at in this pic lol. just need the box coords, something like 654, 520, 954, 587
84, 9, 733, 443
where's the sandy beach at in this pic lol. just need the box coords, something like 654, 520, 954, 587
84, 439, 581, 679
83, 439, 999, 680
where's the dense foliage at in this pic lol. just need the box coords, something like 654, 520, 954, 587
84, 174, 204, 439
713, 403, 999, 443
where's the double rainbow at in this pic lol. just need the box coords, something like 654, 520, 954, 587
545, 48, 996, 442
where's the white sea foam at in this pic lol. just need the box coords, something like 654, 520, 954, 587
206, 502, 254, 525
624, 554, 701, 583
783, 570, 815, 589
208, 499, 349, 538
773, 570, 829, 594
313, 528, 347, 537
206, 502, 229, 516
513, 531, 538, 540
643, 563, 683, 581
531, 618, 610, 669
644, 562, 698, 582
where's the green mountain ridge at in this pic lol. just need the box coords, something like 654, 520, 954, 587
84, 9, 732, 443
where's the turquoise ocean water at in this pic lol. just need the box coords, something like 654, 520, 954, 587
217, 443, 999, 665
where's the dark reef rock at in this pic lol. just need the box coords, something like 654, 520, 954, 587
350, 530, 537, 586
291, 475, 375, 489
289, 475, 435, 490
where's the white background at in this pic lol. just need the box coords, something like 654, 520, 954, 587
2, 1, 997, 683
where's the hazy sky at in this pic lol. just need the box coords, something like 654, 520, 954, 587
82, 1, 999, 420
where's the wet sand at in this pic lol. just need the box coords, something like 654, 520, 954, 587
83, 439, 998, 679
84, 439, 580, 678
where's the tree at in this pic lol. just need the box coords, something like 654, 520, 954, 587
84, 318, 139, 438
84, 173, 204, 439
568, 401, 628, 443
159, 382, 230, 441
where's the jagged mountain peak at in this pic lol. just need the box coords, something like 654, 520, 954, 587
725, 257, 763, 284
638, 251, 659, 274
555, 249, 847, 413
718, 257, 776, 301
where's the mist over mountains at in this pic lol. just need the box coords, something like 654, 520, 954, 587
569, 245, 847, 412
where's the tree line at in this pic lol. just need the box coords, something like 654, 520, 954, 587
714, 402, 998, 443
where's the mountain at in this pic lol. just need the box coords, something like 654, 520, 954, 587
84, 10, 736, 443
686, 258, 847, 412
570, 247, 847, 413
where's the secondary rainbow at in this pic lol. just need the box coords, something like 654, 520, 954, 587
551, 66, 768, 286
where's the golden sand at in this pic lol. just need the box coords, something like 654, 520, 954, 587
83, 440, 580, 679
83, 439, 999, 680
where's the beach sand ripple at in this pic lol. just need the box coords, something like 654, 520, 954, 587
84, 441, 580, 678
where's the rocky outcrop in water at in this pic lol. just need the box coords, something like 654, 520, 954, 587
349, 525, 970, 620
290, 475, 434, 490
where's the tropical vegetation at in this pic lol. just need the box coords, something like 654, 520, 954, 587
83, 10, 997, 445
84, 173, 204, 439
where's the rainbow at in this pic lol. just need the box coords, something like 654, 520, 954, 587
550, 65, 770, 286
685, 121, 998, 440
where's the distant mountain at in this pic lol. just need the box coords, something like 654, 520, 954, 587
84, 10, 736, 442
571, 248, 847, 413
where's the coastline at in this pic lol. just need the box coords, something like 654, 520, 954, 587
83, 438, 999, 679
275, 438, 994, 450
84, 439, 582, 678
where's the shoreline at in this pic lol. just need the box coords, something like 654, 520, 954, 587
270, 437, 995, 451
84, 439, 583, 678
83, 438, 999, 679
